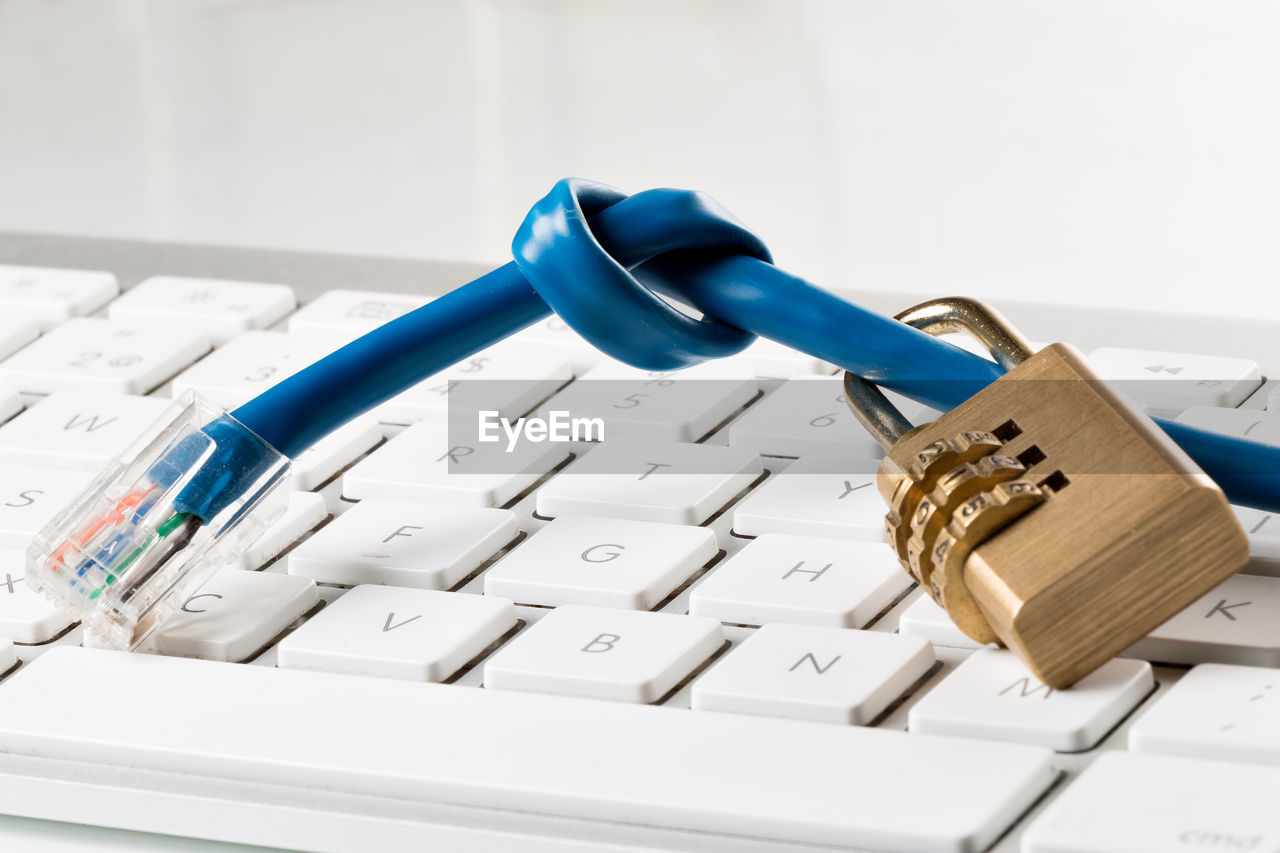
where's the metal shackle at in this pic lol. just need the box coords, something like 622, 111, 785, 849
843, 297, 1036, 450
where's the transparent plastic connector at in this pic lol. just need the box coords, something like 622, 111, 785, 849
26, 391, 289, 650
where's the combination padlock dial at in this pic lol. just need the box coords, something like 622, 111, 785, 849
847, 298, 1249, 688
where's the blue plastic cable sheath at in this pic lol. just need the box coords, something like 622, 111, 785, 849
209, 178, 1280, 516
230, 264, 549, 459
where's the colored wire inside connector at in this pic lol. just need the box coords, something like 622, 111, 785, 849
47, 485, 157, 575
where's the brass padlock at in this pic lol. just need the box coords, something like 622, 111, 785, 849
846, 297, 1249, 688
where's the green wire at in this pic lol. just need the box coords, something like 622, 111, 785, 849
86, 512, 194, 601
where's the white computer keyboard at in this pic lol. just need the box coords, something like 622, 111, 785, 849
0, 232, 1279, 853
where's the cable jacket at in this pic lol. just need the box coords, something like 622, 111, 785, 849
227, 178, 1280, 512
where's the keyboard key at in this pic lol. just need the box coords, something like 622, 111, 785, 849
0, 647, 1057, 852
236, 491, 328, 571
108, 276, 296, 345
288, 499, 517, 589
728, 377, 937, 458
1023, 751, 1280, 853
343, 417, 570, 507
287, 289, 431, 341
0, 549, 76, 643
0, 318, 209, 395
483, 515, 716, 609
692, 623, 933, 725
732, 454, 885, 540
1087, 346, 1261, 413
278, 585, 516, 681
538, 360, 756, 442
0, 265, 118, 330
148, 568, 318, 662
908, 650, 1152, 751
0, 384, 22, 425
0, 316, 38, 362
1129, 663, 1280, 765
725, 337, 828, 378
0, 392, 170, 471
291, 414, 382, 491
727, 377, 883, 458
484, 605, 723, 703
535, 439, 762, 524
508, 315, 603, 375
0, 464, 96, 548
898, 594, 997, 650
169, 330, 332, 409
375, 338, 573, 424
0, 639, 12, 673
689, 534, 911, 628
1125, 574, 1280, 666
1176, 405, 1280, 445
1234, 505, 1280, 576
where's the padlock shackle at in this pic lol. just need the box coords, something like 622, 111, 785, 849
845, 297, 1034, 449
894, 297, 1036, 370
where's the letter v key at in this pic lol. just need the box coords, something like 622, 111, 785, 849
383, 612, 423, 632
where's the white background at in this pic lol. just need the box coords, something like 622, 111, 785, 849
2, 0, 1278, 316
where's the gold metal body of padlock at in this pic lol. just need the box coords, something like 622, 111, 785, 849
846, 298, 1249, 688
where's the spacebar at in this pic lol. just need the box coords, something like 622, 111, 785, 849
0, 648, 1054, 853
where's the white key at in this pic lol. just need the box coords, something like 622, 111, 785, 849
343, 417, 570, 507
728, 377, 937, 458
0, 318, 209, 395
291, 415, 382, 491
0, 316, 38, 362
690, 534, 911, 628
0, 392, 170, 471
484, 605, 723, 703
908, 650, 1152, 752
898, 594, 997, 650
0, 465, 96, 548
1023, 751, 1280, 853
0, 639, 12, 673
0, 265, 118, 330
0, 384, 22, 425
375, 338, 572, 424
1234, 505, 1280, 576
108, 276, 296, 345
483, 515, 716, 609
148, 568, 318, 662
733, 454, 885, 540
1176, 405, 1280, 445
287, 289, 431, 341
0, 647, 1056, 852
692, 623, 933, 725
1088, 346, 1261, 413
539, 361, 756, 442
508, 315, 603, 375
278, 585, 516, 681
236, 491, 328, 571
726, 337, 828, 378
1129, 662, 1280, 765
1125, 574, 1280, 666
169, 330, 332, 409
0, 550, 75, 644
535, 439, 762, 525
288, 499, 517, 589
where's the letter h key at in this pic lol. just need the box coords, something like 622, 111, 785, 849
846, 298, 1249, 688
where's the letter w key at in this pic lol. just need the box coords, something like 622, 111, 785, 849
0, 392, 170, 471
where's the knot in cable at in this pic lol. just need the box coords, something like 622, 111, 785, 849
511, 178, 773, 370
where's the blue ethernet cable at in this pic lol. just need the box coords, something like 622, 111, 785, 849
29, 177, 1280, 649
220, 177, 1280, 514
